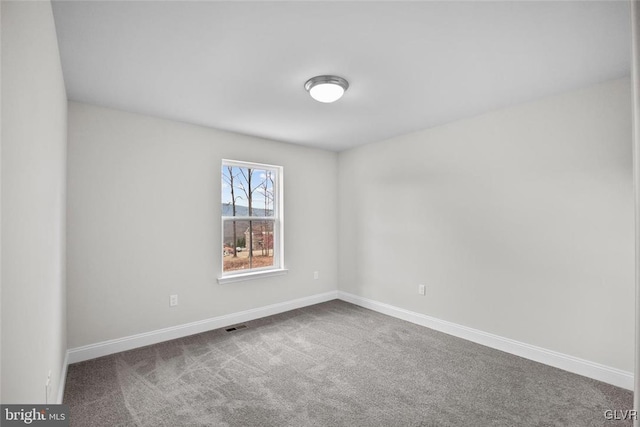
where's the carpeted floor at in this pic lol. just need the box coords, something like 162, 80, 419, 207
64, 300, 633, 426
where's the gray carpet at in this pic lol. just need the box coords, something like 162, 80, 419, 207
63, 300, 633, 426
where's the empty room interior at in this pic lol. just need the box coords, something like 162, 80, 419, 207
3, 0, 640, 426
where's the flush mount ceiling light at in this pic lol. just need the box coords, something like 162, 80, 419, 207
304, 75, 349, 103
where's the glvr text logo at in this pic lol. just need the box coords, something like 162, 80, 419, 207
604, 409, 638, 421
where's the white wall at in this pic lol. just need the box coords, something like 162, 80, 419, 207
1, 1, 67, 403
66, 102, 338, 348
631, 0, 640, 418
338, 78, 634, 372
1, 0, 3, 404
1, 0, 4, 404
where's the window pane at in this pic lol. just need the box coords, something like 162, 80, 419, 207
223, 219, 274, 272
221, 166, 274, 217
251, 169, 274, 217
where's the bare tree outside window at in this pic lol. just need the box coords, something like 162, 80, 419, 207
222, 166, 241, 258
221, 161, 279, 275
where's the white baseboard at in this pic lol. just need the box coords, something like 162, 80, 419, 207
56, 351, 69, 404
67, 290, 339, 364
64, 289, 633, 391
337, 291, 634, 390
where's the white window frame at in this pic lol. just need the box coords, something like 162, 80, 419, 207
218, 159, 286, 284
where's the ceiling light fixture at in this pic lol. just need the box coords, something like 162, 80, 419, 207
304, 75, 349, 103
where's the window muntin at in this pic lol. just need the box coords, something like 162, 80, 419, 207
221, 161, 282, 276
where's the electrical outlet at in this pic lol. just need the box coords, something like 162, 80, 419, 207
418, 284, 426, 296
313, 271, 319, 280
170, 295, 178, 307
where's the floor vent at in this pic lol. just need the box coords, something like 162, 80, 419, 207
225, 324, 248, 332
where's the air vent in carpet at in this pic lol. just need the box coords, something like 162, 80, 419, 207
225, 324, 247, 332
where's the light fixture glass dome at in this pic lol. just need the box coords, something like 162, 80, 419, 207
305, 75, 349, 103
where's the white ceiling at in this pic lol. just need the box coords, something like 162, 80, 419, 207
52, 1, 631, 152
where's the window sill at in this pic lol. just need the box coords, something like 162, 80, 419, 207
217, 268, 289, 285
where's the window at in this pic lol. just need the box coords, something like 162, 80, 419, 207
219, 160, 285, 283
